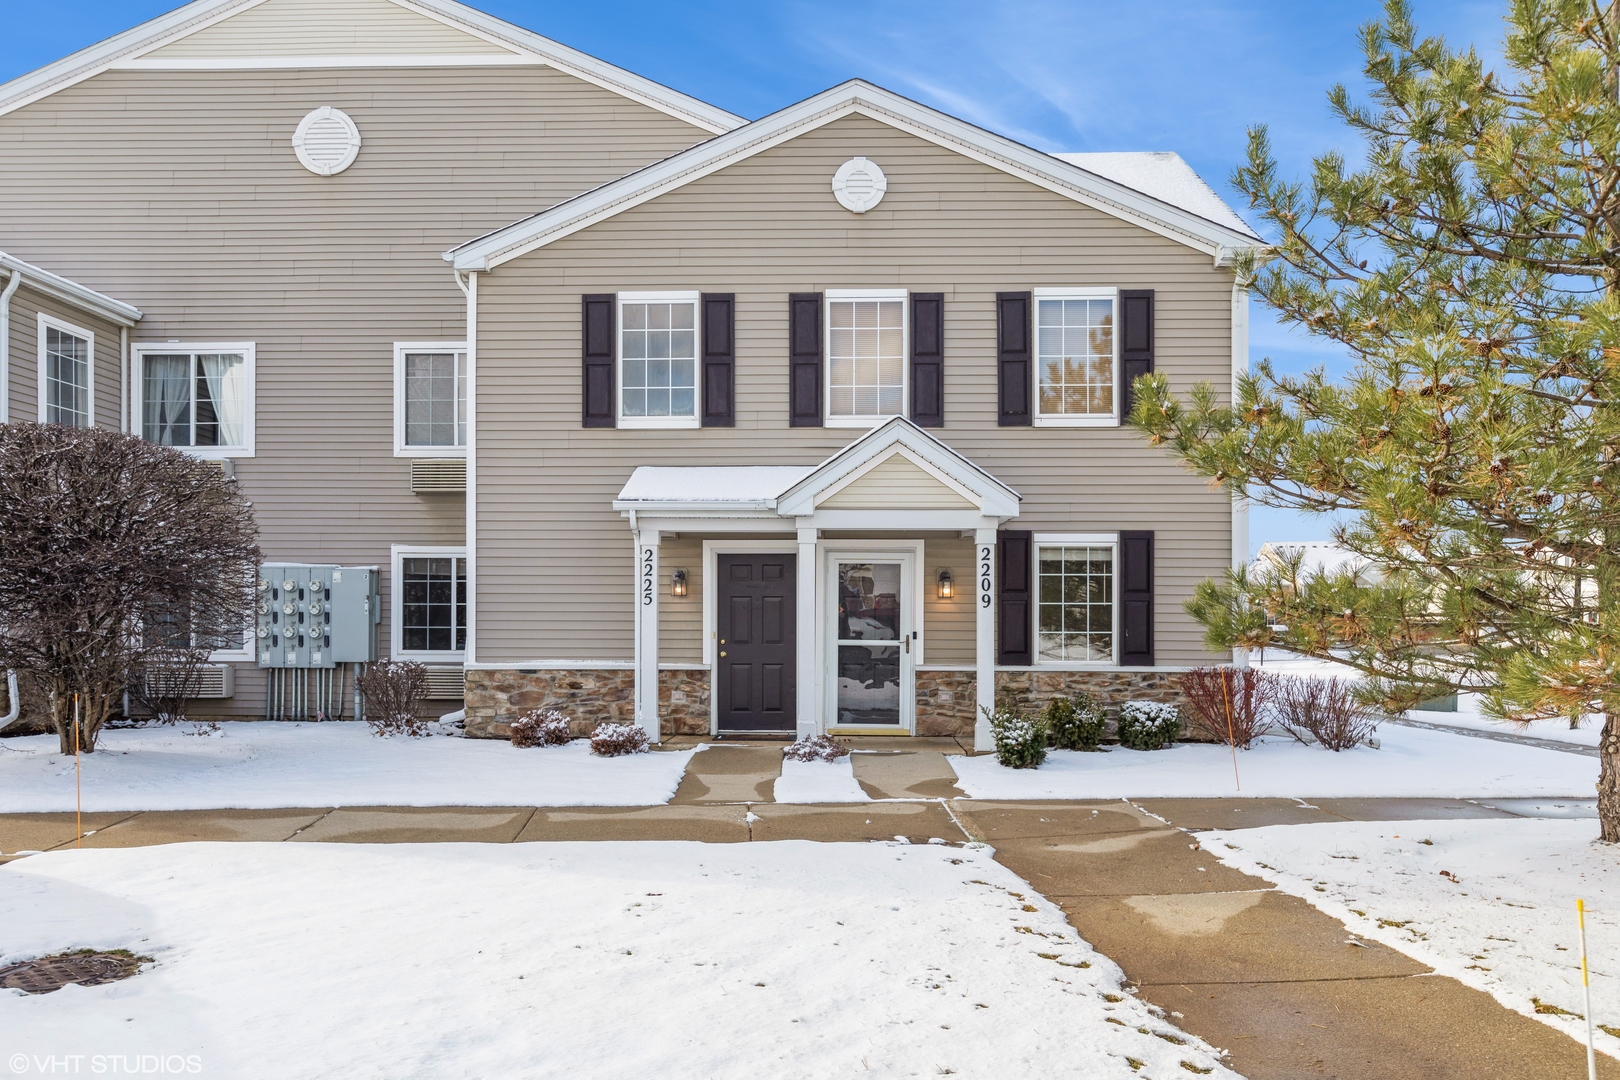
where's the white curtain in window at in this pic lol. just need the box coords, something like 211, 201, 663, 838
199, 354, 245, 448
142, 354, 191, 445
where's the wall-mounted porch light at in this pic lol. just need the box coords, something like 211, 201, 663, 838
671, 568, 689, 597
936, 567, 954, 600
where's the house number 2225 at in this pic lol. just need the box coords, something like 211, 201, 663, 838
979, 545, 993, 608
641, 548, 655, 606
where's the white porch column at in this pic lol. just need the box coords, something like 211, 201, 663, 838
795, 525, 818, 738
974, 527, 997, 750
633, 528, 661, 743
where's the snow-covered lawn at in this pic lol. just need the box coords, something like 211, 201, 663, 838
772, 755, 871, 803
1206, 818, 1620, 1057
950, 723, 1593, 801
0, 723, 696, 811
0, 841, 1237, 1079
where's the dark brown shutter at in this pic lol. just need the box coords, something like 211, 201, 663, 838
996, 291, 1031, 426
788, 292, 822, 427
909, 292, 944, 427
701, 293, 735, 427
582, 293, 615, 428
996, 529, 1033, 666
1119, 530, 1154, 666
1120, 289, 1154, 419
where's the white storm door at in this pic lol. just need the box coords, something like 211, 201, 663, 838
827, 553, 915, 731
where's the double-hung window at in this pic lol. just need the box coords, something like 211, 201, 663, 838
1034, 288, 1118, 425
39, 315, 94, 427
618, 292, 699, 429
134, 344, 255, 457
1035, 536, 1117, 664
394, 343, 467, 456
392, 547, 467, 659
826, 289, 906, 426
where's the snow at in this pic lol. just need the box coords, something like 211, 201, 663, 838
0, 841, 1238, 1079
1205, 818, 1620, 1056
0, 723, 697, 811
772, 756, 871, 803
1053, 151, 1257, 236
615, 465, 814, 506
950, 723, 1594, 800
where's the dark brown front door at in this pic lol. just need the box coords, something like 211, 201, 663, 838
716, 553, 796, 732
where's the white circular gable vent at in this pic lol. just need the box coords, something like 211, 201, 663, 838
832, 157, 887, 213
292, 107, 362, 177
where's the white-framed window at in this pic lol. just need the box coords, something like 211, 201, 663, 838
393, 342, 467, 457
1034, 287, 1119, 426
390, 546, 467, 660
826, 289, 907, 427
1034, 534, 1118, 665
38, 314, 94, 427
142, 603, 252, 662
618, 291, 699, 429
132, 343, 256, 458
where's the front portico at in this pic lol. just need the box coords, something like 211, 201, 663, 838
613, 418, 1020, 747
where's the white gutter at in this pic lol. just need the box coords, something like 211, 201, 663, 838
0, 251, 142, 326
0, 671, 18, 728
0, 266, 19, 424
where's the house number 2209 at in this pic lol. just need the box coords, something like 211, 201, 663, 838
979, 545, 993, 608
641, 548, 655, 606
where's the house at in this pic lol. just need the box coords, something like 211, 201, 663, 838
0, 0, 1262, 748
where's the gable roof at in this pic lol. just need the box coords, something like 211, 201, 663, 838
0, 251, 143, 326
447, 80, 1264, 273
1053, 152, 1253, 236
0, 0, 744, 133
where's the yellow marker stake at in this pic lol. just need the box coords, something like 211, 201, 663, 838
1581, 898, 1596, 1080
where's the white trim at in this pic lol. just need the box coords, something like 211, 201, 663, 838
825, 289, 908, 428
0, 268, 19, 425
37, 313, 95, 427
447, 81, 1262, 272
1231, 281, 1251, 667
0, 0, 744, 133
389, 544, 468, 662
463, 661, 634, 671
113, 53, 542, 70
393, 341, 468, 458
822, 542, 924, 734
129, 342, 257, 458
1032, 536, 1120, 668
617, 291, 700, 431
0, 251, 142, 326
1031, 287, 1121, 428
811, 443, 980, 509
465, 271, 479, 664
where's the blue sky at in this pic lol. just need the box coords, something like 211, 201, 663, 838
3, 0, 1510, 553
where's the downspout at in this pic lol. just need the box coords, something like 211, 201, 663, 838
0, 672, 18, 728
120, 325, 129, 432
0, 265, 20, 424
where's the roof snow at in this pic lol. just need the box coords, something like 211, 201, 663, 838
616, 466, 816, 508
1053, 152, 1257, 238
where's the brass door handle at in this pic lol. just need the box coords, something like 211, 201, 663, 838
720, 651, 727, 657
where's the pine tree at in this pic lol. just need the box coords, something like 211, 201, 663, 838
1131, 0, 1620, 837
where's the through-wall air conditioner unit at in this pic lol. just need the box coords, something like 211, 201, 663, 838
423, 666, 466, 700
411, 459, 466, 493
144, 664, 234, 700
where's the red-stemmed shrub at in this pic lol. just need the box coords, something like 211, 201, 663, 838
510, 708, 571, 748
1178, 667, 1277, 749
1275, 677, 1380, 751
589, 722, 650, 757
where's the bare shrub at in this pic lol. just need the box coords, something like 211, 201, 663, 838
127, 660, 209, 724
783, 733, 850, 762
0, 424, 259, 754
1276, 677, 1380, 750
356, 660, 429, 737
1179, 668, 1278, 749
590, 722, 650, 757
511, 709, 571, 748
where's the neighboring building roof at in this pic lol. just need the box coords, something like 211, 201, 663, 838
0, 251, 143, 325
0, 0, 745, 133
1053, 152, 1254, 236
1257, 541, 1381, 584
447, 80, 1268, 272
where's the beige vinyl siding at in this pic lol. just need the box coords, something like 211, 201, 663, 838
0, 63, 710, 716
475, 114, 1236, 668
922, 534, 976, 666
8, 281, 123, 430
819, 454, 975, 510
144, 0, 516, 57
657, 535, 703, 665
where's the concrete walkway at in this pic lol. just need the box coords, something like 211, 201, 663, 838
0, 738, 1607, 1079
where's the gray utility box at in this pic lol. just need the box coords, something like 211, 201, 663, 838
256, 564, 380, 668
